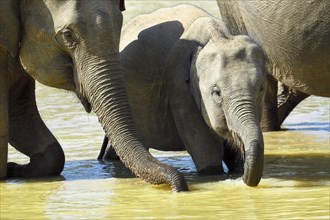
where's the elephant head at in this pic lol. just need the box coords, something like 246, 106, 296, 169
175, 17, 266, 186
0, 0, 187, 191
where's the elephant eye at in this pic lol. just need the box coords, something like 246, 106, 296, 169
55, 28, 78, 49
211, 86, 222, 103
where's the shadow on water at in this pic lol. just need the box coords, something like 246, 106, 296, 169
3, 159, 134, 184
59, 156, 238, 184
3, 156, 240, 185
4, 153, 329, 185
61, 159, 135, 180
283, 122, 330, 132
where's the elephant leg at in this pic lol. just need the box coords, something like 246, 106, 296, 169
7, 71, 65, 178
171, 107, 224, 175
223, 141, 244, 174
104, 145, 120, 160
261, 74, 281, 131
98, 136, 108, 160
0, 54, 9, 179
277, 83, 309, 125
98, 136, 119, 160
170, 89, 223, 175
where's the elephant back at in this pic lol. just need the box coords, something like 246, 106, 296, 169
218, 0, 330, 97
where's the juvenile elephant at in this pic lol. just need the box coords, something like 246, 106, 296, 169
216, 0, 330, 130
0, 0, 188, 192
100, 4, 266, 186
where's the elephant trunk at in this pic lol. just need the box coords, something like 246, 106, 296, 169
78, 56, 188, 192
242, 137, 263, 186
225, 93, 264, 186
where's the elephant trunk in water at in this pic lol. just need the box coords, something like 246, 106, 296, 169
77, 55, 188, 192
224, 92, 264, 186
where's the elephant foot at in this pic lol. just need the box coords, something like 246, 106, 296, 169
7, 142, 65, 178
197, 165, 223, 175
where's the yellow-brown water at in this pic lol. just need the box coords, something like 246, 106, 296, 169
1, 1, 329, 219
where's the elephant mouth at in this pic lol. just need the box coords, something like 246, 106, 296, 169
225, 130, 246, 161
73, 76, 92, 113
215, 127, 245, 156
230, 130, 245, 160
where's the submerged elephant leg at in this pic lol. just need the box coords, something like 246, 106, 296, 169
261, 74, 281, 131
98, 136, 108, 160
7, 71, 64, 178
98, 136, 119, 160
104, 145, 120, 160
277, 83, 309, 125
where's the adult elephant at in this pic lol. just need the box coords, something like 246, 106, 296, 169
0, 0, 187, 192
216, 0, 330, 130
100, 4, 266, 187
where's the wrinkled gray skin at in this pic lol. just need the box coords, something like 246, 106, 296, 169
216, 0, 330, 130
0, 0, 188, 192
101, 4, 266, 186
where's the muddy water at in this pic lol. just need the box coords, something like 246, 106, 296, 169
1, 1, 329, 219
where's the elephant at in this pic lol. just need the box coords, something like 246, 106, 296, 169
216, 0, 330, 130
99, 4, 266, 187
0, 0, 188, 192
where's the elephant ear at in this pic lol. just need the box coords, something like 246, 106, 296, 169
0, 0, 20, 57
189, 45, 203, 111
119, 0, 125, 11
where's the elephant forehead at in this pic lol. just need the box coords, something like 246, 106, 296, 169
30, 0, 117, 33
222, 38, 262, 59
52, 4, 79, 31
199, 58, 264, 92
197, 42, 262, 78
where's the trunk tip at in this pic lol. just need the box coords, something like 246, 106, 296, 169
243, 140, 264, 187
168, 167, 189, 192
243, 172, 262, 186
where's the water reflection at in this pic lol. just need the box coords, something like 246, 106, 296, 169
283, 122, 330, 132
